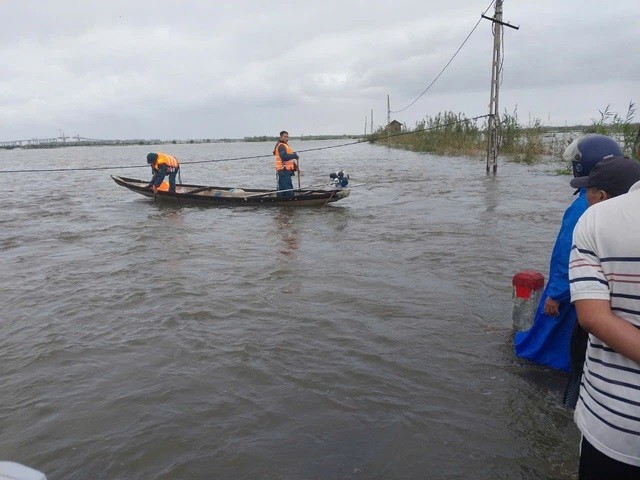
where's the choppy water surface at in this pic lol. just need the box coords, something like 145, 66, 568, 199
1, 141, 580, 479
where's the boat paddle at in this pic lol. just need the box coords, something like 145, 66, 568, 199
296, 158, 301, 190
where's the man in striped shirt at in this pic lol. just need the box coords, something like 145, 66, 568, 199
569, 157, 640, 478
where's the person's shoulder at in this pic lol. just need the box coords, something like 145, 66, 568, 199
577, 191, 632, 234
593, 189, 635, 216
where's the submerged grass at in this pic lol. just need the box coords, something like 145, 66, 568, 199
375, 111, 484, 156
587, 102, 639, 157
375, 103, 640, 165
372, 108, 551, 162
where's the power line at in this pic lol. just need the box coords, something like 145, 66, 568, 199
391, 0, 496, 114
0, 114, 490, 174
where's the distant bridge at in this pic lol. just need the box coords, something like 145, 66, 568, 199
0, 135, 154, 148
0, 137, 64, 147
0, 136, 134, 148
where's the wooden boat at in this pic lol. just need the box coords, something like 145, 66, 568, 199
111, 175, 350, 206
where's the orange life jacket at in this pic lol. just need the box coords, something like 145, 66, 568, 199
152, 153, 179, 170
274, 142, 296, 172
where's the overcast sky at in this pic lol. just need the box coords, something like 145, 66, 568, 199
2, 0, 639, 140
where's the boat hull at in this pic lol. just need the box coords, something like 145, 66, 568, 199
111, 176, 350, 206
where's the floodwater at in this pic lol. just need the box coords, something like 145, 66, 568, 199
1, 141, 580, 479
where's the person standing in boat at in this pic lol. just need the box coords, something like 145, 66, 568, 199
514, 134, 622, 372
273, 131, 299, 197
146, 152, 180, 193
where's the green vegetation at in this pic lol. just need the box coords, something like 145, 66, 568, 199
299, 134, 361, 141
371, 108, 549, 161
0, 133, 359, 150
555, 166, 573, 176
371, 112, 483, 156
551, 102, 640, 175
375, 103, 640, 165
5, 105, 638, 157
243, 134, 360, 142
244, 135, 277, 142
586, 102, 638, 157
3, 138, 164, 149
500, 108, 546, 164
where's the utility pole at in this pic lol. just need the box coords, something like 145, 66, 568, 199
483, 0, 518, 174
486, 0, 502, 174
371, 109, 373, 135
387, 95, 391, 147
364, 115, 367, 137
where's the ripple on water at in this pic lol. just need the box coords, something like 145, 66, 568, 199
0, 143, 580, 479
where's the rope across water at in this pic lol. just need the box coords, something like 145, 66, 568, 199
0, 114, 490, 174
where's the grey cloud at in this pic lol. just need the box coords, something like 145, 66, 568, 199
1, 0, 639, 139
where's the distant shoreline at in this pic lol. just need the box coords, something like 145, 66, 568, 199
0, 134, 362, 150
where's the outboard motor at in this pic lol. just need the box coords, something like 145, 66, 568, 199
329, 170, 349, 188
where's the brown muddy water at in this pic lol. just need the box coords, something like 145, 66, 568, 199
1, 141, 580, 479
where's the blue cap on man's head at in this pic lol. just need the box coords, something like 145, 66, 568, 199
146, 153, 158, 164
563, 134, 623, 178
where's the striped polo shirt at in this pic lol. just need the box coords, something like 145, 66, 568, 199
569, 181, 640, 466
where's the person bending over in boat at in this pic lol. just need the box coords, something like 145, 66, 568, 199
146, 152, 180, 193
514, 134, 622, 373
273, 131, 299, 197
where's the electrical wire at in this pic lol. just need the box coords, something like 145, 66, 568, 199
391, 0, 496, 114
0, 114, 490, 174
